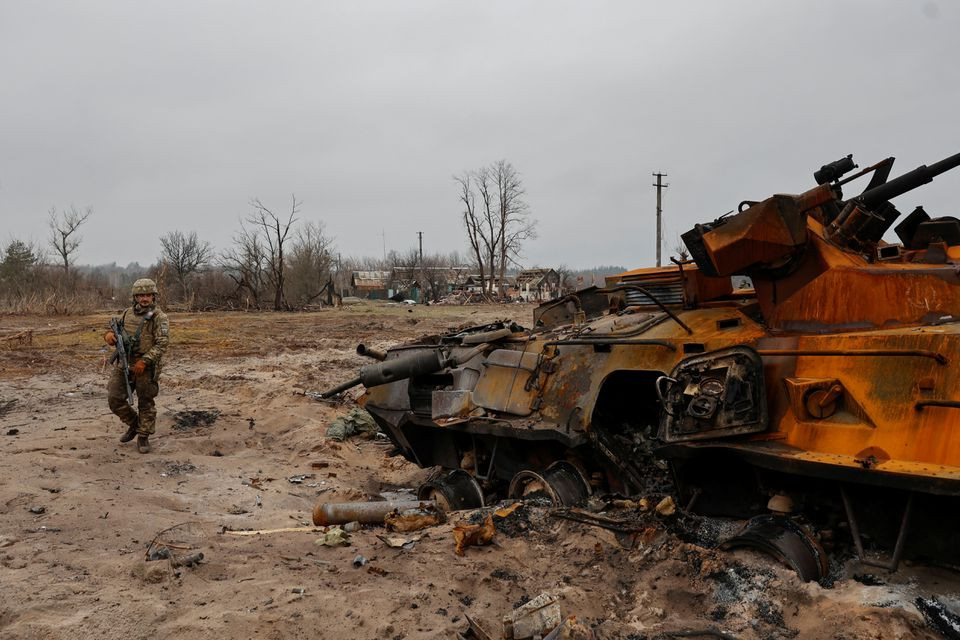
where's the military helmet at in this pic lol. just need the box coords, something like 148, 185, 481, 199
131, 278, 159, 296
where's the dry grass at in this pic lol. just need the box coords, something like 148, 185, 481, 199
0, 302, 533, 380
0, 291, 104, 316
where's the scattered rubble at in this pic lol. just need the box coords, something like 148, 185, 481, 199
502, 592, 562, 640
0, 398, 18, 417
384, 503, 444, 532
171, 551, 204, 568
376, 533, 423, 549
655, 496, 677, 517
315, 527, 350, 547
453, 514, 496, 555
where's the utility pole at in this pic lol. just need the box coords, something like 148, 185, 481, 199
417, 231, 425, 303
652, 172, 669, 267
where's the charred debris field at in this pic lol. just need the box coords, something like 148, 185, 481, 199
0, 303, 958, 640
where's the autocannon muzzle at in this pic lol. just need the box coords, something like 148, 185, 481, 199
356, 343, 388, 361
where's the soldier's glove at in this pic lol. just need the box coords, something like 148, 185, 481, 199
131, 359, 147, 376
104, 331, 117, 346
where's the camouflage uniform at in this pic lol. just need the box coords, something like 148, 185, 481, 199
107, 293, 170, 438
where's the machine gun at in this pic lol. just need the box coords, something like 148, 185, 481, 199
109, 318, 135, 406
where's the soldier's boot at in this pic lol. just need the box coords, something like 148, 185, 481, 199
137, 435, 151, 454
120, 418, 139, 443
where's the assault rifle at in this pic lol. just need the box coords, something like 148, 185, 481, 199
109, 318, 135, 406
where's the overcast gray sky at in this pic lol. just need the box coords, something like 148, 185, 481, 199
2, 1, 959, 271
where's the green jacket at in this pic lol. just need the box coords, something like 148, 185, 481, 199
115, 303, 170, 379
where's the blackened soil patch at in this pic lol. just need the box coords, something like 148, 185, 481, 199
172, 409, 221, 431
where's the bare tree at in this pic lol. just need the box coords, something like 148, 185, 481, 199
455, 172, 489, 296
418, 252, 463, 302
220, 223, 268, 308
554, 264, 576, 295
671, 234, 690, 261
48, 205, 92, 275
475, 166, 500, 296
456, 167, 502, 298
247, 196, 299, 311
159, 230, 213, 302
493, 160, 535, 297
286, 220, 334, 305
455, 160, 536, 300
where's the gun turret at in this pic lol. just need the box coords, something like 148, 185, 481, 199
684, 151, 960, 277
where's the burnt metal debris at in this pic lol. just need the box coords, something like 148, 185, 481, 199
720, 515, 828, 583
324, 150, 960, 575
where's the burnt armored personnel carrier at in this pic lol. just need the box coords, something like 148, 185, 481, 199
324, 151, 960, 574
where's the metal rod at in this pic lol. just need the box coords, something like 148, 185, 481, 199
543, 339, 676, 351
756, 349, 947, 365
838, 157, 894, 186
318, 376, 362, 398
840, 486, 867, 561
879, 493, 914, 572
549, 507, 640, 534
841, 485, 913, 572
482, 437, 499, 482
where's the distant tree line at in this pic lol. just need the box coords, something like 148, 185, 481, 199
1, 159, 608, 314
0, 197, 338, 314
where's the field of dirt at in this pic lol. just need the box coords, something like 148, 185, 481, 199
0, 302, 957, 639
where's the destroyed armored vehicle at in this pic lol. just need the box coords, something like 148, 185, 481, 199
325, 151, 960, 575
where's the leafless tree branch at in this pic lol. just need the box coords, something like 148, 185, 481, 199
48, 205, 92, 275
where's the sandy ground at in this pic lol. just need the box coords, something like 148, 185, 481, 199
0, 302, 957, 640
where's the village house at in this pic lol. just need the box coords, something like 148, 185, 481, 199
515, 268, 561, 301
349, 270, 391, 299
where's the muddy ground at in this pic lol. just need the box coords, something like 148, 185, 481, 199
0, 302, 957, 639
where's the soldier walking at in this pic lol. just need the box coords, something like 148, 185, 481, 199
104, 279, 170, 453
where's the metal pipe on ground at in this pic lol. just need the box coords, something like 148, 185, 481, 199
312, 500, 437, 526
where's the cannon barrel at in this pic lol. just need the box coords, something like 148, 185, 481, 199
359, 349, 448, 387
858, 151, 960, 208
319, 348, 449, 398
319, 376, 362, 398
